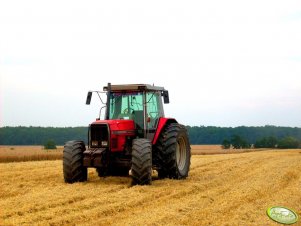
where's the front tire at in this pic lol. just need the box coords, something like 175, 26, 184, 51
63, 141, 87, 183
131, 139, 152, 185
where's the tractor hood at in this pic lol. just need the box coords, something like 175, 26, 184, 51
91, 119, 136, 152
91, 120, 135, 132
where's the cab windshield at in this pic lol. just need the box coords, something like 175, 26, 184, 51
109, 92, 144, 129
109, 91, 162, 130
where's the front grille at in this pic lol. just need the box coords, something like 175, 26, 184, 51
89, 124, 109, 148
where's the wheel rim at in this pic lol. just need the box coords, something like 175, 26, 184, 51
176, 137, 187, 171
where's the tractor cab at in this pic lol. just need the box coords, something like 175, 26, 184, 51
104, 84, 169, 139
86, 84, 169, 140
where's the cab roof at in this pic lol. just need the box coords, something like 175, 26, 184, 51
103, 84, 166, 92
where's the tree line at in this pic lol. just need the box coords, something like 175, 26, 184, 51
0, 125, 300, 147
221, 135, 300, 149
0, 126, 88, 145
187, 125, 301, 145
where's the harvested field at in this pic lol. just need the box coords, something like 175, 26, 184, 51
0, 145, 259, 163
0, 149, 300, 225
191, 145, 263, 155
0, 146, 63, 163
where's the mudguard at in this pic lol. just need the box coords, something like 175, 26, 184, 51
152, 117, 177, 145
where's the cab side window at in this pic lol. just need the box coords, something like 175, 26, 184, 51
146, 92, 161, 129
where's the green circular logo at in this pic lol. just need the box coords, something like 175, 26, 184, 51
267, 206, 299, 225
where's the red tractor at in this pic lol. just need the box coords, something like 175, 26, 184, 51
63, 83, 191, 185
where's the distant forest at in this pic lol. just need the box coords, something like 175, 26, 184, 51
186, 125, 301, 145
0, 125, 301, 146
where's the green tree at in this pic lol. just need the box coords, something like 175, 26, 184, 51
266, 136, 278, 148
255, 138, 266, 148
254, 136, 278, 148
241, 140, 251, 149
231, 135, 250, 149
44, 139, 57, 149
222, 139, 231, 149
278, 136, 299, 149
231, 135, 241, 149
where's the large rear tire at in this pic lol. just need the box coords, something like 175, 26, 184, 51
153, 134, 168, 179
131, 139, 152, 185
156, 123, 191, 179
63, 141, 87, 183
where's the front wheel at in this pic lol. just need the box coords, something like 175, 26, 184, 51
131, 139, 152, 185
63, 141, 87, 183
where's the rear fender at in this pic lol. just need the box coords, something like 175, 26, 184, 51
152, 118, 177, 145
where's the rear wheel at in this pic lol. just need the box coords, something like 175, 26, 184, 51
63, 141, 87, 183
157, 123, 191, 179
131, 139, 152, 185
153, 133, 168, 179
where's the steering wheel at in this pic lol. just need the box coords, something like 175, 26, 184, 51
123, 108, 133, 114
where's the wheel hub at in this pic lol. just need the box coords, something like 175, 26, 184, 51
176, 137, 187, 171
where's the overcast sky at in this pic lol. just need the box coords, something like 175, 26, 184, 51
1, 0, 301, 127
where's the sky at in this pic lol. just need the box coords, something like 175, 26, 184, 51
0, 0, 301, 127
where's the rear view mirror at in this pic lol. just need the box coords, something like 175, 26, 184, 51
162, 90, 169, 104
86, 91, 92, 105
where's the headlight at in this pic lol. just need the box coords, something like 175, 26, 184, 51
101, 141, 108, 147
91, 141, 98, 146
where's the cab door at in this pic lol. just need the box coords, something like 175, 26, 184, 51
146, 92, 164, 140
